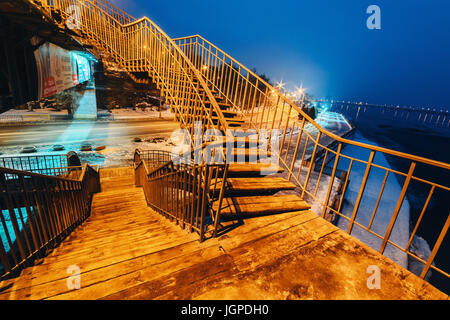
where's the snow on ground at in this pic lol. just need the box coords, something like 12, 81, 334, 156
0, 108, 69, 115
0, 208, 28, 253
265, 111, 411, 269
335, 130, 410, 268
110, 107, 174, 119
0, 107, 175, 121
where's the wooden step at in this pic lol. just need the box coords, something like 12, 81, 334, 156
224, 148, 272, 160
175, 106, 238, 117
178, 108, 239, 118
213, 177, 297, 196
202, 145, 274, 162
218, 110, 239, 118
227, 163, 284, 177
204, 101, 232, 110
214, 195, 310, 219
198, 87, 219, 95
181, 86, 220, 96
202, 138, 263, 153
207, 138, 265, 148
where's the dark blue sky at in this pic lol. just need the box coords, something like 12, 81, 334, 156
114, 0, 450, 109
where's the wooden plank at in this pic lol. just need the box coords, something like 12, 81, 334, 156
218, 210, 319, 251
215, 195, 310, 217
1, 226, 199, 292
224, 148, 272, 157
227, 163, 284, 176
1, 241, 219, 300
97, 254, 236, 300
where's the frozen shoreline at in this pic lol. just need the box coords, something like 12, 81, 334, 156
334, 130, 433, 274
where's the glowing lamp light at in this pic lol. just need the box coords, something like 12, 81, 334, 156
275, 80, 285, 91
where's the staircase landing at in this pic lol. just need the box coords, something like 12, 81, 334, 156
0, 168, 446, 300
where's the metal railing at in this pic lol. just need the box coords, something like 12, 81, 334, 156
0, 152, 85, 177
174, 35, 450, 285
134, 149, 228, 241
32, 0, 229, 140
0, 153, 70, 173
0, 163, 100, 279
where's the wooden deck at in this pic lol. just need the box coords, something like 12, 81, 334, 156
0, 167, 447, 300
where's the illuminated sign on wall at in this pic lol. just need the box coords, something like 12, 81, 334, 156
34, 43, 93, 99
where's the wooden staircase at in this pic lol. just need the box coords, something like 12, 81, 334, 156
0, 167, 444, 300
171, 75, 312, 222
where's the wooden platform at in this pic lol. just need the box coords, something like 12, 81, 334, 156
0, 167, 446, 300
219, 177, 297, 195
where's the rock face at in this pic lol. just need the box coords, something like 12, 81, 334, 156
408, 235, 433, 281
95, 57, 163, 112
298, 104, 317, 120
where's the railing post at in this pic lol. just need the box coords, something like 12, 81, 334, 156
321, 143, 342, 218
301, 131, 322, 199
379, 162, 416, 254
347, 151, 376, 234
213, 164, 228, 238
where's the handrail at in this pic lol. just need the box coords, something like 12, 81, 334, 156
0, 152, 70, 172
31, 0, 229, 136
174, 35, 450, 170
0, 163, 100, 279
133, 149, 228, 241
0, 152, 86, 179
174, 35, 450, 287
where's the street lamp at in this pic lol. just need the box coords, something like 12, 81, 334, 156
275, 80, 285, 93
295, 84, 306, 103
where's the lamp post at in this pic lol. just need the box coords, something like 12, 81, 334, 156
296, 84, 306, 105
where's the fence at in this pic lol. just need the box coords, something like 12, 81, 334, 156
29, 0, 450, 290
0, 163, 100, 279
134, 149, 228, 241
316, 100, 450, 131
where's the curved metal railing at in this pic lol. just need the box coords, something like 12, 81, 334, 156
133, 149, 228, 241
0, 162, 100, 280
174, 35, 450, 285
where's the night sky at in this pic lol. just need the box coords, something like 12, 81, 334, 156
113, 0, 450, 109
